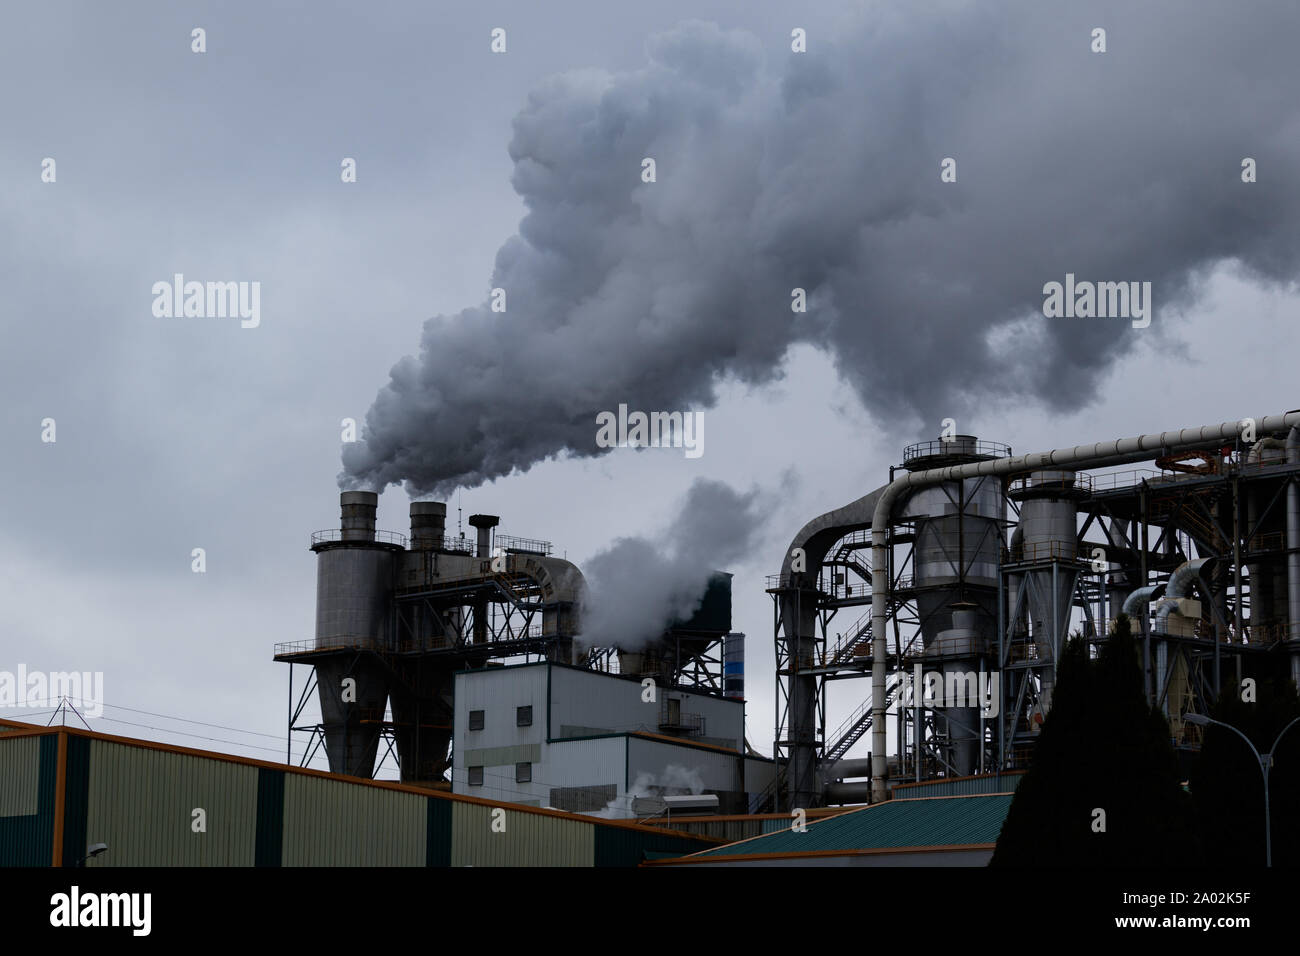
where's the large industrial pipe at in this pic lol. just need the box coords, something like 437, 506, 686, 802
1121, 584, 1165, 619
869, 412, 1300, 802
824, 780, 874, 805
1105, 518, 1132, 619
1153, 557, 1214, 634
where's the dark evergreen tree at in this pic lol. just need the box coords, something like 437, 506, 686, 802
991, 615, 1202, 866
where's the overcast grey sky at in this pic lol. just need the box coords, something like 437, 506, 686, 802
2, 0, 1298, 774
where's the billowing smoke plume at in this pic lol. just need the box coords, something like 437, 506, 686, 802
343, 4, 1300, 495
579, 478, 764, 648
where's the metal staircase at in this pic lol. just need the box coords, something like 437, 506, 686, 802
821, 674, 901, 778
825, 612, 873, 666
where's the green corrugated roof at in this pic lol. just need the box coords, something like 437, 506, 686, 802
685, 794, 1014, 858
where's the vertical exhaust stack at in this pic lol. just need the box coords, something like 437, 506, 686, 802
468, 514, 500, 558
467, 514, 500, 645
723, 633, 745, 700
340, 490, 379, 542
410, 501, 447, 550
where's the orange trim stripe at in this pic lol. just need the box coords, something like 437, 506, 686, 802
645, 842, 998, 865
0, 718, 715, 844
52, 731, 67, 867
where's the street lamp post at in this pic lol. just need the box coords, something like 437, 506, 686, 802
76, 842, 108, 867
1185, 713, 1300, 867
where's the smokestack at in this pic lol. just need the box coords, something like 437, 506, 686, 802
340, 491, 378, 542
723, 632, 745, 700
410, 501, 447, 551
468, 514, 499, 559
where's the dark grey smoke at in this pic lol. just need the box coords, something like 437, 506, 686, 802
578, 478, 764, 648
343, 4, 1300, 495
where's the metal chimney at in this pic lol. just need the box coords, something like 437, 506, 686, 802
410, 501, 447, 551
340, 491, 378, 542
468, 514, 499, 558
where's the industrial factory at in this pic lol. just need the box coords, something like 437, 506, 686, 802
262, 410, 1300, 862
273, 490, 771, 814
7, 410, 1300, 867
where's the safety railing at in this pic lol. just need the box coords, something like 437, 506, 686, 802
1243, 531, 1286, 554
272, 638, 369, 656
310, 529, 408, 548
1005, 540, 1088, 564
902, 438, 1012, 464
495, 534, 553, 556
659, 706, 705, 735
1083, 468, 1169, 492
435, 534, 476, 553
1006, 472, 1094, 497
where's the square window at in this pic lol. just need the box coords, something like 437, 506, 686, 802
515, 762, 532, 784
516, 705, 533, 727
469, 709, 485, 731
468, 766, 484, 786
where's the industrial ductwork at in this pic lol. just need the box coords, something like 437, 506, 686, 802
867, 412, 1300, 801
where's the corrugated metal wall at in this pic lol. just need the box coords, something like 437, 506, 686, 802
282, 773, 425, 866
61, 735, 91, 867
548, 666, 744, 749
649, 817, 768, 843
84, 740, 258, 866
455, 665, 548, 749
449, 800, 593, 866
892, 772, 1024, 799
550, 665, 649, 737
0, 734, 55, 866
627, 736, 743, 795
539, 736, 627, 811
0, 730, 712, 868
454, 666, 549, 803
592, 824, 712, 867
0, 734, 40, 817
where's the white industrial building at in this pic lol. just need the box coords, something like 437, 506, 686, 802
451, 662, 772, 815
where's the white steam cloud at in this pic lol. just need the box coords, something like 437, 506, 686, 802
577, 478, 765, 649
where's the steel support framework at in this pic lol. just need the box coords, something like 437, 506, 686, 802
770, 447, 1300, 807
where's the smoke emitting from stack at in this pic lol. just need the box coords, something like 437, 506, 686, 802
341, 5, 1300, 497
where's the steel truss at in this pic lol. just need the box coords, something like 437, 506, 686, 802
770, 446, 1300, 807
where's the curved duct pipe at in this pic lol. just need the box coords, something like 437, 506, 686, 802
1152, 601, 1183, 635
1248, 437, 1287, 463
1151, 554, 1211, 635
1121, 584, 1166, 620
869, 411, 1300, 802
1168, 556, 1214, 600
777, 485, 889, 807
1288, 428, 1300, 640
1152, 600, 1174, 634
